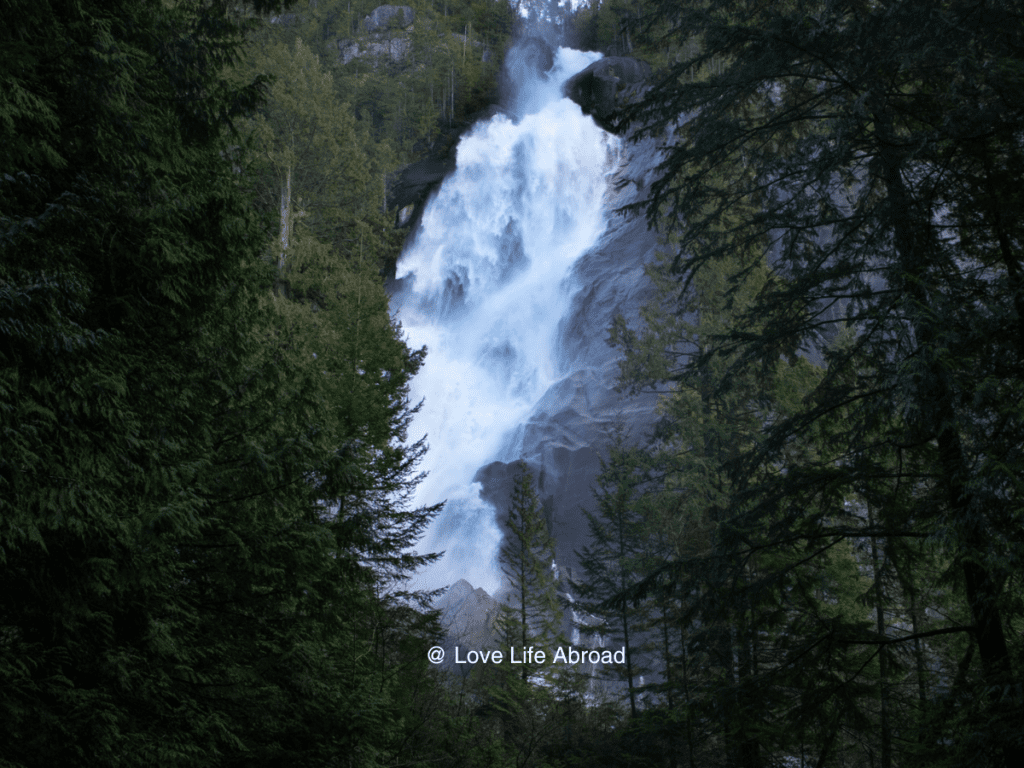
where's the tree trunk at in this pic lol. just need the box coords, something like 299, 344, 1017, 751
874, 116, 1024, 768
279, 165, 291, 272
869, 507, 892, 768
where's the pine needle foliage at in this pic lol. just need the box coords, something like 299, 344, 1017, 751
1, 1, 442, 765
572, 429, 652, 718
610, 0, 1024, 765
495, 461, 564, 681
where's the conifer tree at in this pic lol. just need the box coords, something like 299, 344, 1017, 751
495, 461, 564, 681
238, 35, 397, 270
572, 430, 651, 718
0, 2, 443, 765
1, 1, 291, 762
612, 193, 881, 766
614, 0, 1024, 764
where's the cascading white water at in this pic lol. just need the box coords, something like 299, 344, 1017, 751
391, 47, 620, 596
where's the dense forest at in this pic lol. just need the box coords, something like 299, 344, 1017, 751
2, 0, 1023, 767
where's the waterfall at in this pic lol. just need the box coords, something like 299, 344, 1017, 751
391, 47, 621, 595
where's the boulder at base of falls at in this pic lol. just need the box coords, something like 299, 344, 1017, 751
562, 57, 651, 134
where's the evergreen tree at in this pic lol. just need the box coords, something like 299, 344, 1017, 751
495, 461, 563, 680
610, 186, 885, 767
614, 0, 1024, 765
258, 0, 511, 161
236, 34, 399, 272
572, 430, 651, 718
1, 1, 287, 762
0, 1, 443, 765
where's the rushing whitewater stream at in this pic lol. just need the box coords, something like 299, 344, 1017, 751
390, 48, 622, 595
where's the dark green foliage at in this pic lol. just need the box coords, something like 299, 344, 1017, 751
247, 0, 514, 162
495, 462, 564, 678
2, 2, 275, 762
609, 226, 874, 767
598, 0, 1024, 766
238, 35, 397, 264
565, 0, 644, 57
0, 1, 442, 765
572, 430, 652, 718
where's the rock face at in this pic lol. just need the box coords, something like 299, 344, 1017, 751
432, 579, 500, 674
337, 5, 416, 66
338, 36, 411, 66
363, 4, 415, 33
473, 133, 666, 580
563, 57, 652, 133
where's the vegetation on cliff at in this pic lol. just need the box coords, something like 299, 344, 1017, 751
4, 0, 1023, 766
596, 0, 1024, 766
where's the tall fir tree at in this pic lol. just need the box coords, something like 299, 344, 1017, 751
572, 430, 651, 718
0, 2, 443, 766
614, 0, 1024, 765
495, 461, 564, 680
611, 185, 883, 767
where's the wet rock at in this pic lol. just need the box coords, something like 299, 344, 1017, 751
388, 155, 456, 215
563, 57, 651, 133
471, 136, 666, 577
397, 204, 415, 227
386, 105, 504, 231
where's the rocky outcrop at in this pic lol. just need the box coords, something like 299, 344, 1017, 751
388, 155, 457, 222
364, 5, 415, 33
338, 36, 411, 66
337, 5, 416, 66
435, 579, 499, 635
563, 57, 652, 133
432, 579, 500, 674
